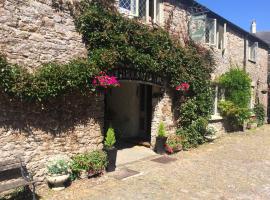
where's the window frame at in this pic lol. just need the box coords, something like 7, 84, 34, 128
189, 15, 227, 50
212, 84, 225, 117
248, 41, 258, 63
118, 0, 161, 23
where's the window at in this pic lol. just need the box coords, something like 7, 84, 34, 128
205, 18, 216, 45
216, 23, 226, 50
190, 16, 227, 49
212, 85, 224, 116
119, 0, 138, 16
119, 0, 161, 23
248, 41, 258, 62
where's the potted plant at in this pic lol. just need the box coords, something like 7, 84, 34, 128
165, 135, 183, 154
103, 127, 117, 172
46, 158, 70, 191
70, 154, 89, 179
87, 150, 108, 177
247, 115, 258, 129
155, 122, 167, 154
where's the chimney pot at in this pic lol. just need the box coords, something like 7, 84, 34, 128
251, 20, 256, 34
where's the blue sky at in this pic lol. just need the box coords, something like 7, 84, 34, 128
196, 0, 270, 32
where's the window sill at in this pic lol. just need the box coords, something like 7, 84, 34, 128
248, 59, 256, 64
210, 114, 223, 121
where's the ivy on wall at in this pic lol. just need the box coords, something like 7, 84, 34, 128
0, 0, 215, 146
218, 68, 252, 129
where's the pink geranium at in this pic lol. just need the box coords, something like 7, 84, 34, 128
164, 144, 174, 154
92, 71, 120, 88
176, 82, 190, 92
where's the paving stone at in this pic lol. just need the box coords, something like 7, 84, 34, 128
38, 126, 270, 200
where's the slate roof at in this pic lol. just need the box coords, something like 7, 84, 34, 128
255, 32, 270, 45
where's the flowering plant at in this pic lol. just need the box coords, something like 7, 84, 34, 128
176, 82, 190, 92
92, 71, 120, 88
47, 158, 70, 176
164, 144, 174, 154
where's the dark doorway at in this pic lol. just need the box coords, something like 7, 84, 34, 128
104, 82, 152, 148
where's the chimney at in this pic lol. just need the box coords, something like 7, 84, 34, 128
251, 20, 256, 33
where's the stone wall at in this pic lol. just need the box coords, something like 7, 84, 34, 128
151, 87, 176, 147
0, 0, 87, 70
0, 92, 104, 181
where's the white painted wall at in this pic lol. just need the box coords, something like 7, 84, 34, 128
107, 82, 141, 138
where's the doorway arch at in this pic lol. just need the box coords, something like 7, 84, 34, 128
104, 68, 175, 148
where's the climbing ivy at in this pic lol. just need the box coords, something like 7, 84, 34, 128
0, 0, 215, 146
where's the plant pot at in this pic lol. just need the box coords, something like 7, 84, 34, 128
79, 170, 88, 179
155, 136, 167, 154
104, 147, 117, 172
46, 174, 69, 191
247, 122, 257, 129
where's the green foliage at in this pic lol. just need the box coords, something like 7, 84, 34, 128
219, 68, 251, 108
0, 1, 214, 105
70, 150, 108, 179
166, 135, 182, 151
157, 122, 166, 137
177, 117, 213, 149
104, 127, 116, 148
254, 103, 265, 126
47, 159, 70, 175
86, 150, 108, 172
218, 100, 251, 128
0, 56, 98, 101
0, 0, 215, 150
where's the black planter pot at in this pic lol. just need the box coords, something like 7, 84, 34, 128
104, 147, 117, 172
155, 136, 167, 154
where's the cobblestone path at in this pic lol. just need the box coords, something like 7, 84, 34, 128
39, 126, 270, 200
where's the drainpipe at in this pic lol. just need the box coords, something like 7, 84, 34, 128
243, 35, 247, 71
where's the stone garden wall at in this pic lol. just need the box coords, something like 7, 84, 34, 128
0, 92, 104, 181
0, 0, 101, 181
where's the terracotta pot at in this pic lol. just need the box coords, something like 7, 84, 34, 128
46, 174, 69, 191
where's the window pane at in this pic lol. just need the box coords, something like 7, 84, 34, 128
206, 18, 216, 45
139, 0, 147, 20
189, 15, 206, 43
119, 0, 131, 10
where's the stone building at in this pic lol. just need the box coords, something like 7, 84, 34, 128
0, 0, 269, 181
254, 30, 270, 120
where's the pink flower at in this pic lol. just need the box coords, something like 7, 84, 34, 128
176, 82, 190, 92
92, 71, 120, 88
164, 144, 174, 154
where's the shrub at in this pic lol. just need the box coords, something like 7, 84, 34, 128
86, 150, 108, 173
219, 68, 251, 108
254, 103, 265, 126
166, 135, 183, 152
176, 117, 214, 149
157, 122, 166, 137
70, 150, 108, 179
218, 100, 251, 128
70, 154, 89, 173
104, 127, 116, 148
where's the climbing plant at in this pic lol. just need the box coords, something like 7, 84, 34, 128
0, 0, 215, 146
219, 68, 251, 108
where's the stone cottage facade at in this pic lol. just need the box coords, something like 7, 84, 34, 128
0, 0, 269, 181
